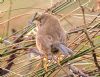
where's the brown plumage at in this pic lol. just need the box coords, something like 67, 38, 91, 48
35, 13, 66, 58
34, 13, 68, 70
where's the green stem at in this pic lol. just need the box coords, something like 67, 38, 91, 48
34, 44, 100, 77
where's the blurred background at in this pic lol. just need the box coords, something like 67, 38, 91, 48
0, 0, 98, 36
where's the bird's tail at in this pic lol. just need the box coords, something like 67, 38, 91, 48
53, 43, 74, 55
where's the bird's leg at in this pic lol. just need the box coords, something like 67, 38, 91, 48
52, 44, 88, 76
43, 55, 48, 71
52, 54, 69, 76
56, 53, 64, 64
57, 53, 61, 64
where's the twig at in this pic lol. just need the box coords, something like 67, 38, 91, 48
34, 44, 100, 76
64, 17, 74, 27
0, 42, 35, 57
0, 67, 23, 77
77, 0, 100, 71
75, 30, 100, 53
67, 22, 100, 47
52, 68, 61, 77
0, 40, 35, 50
60, 0, 91, 21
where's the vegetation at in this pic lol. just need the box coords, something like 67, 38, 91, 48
0, 0, 100, 77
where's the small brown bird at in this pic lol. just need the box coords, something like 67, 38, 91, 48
34, 13, 73, 70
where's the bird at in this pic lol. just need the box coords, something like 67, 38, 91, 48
34, 13, 73, 70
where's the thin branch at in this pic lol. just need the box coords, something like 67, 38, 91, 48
77, 0, 100, 71
0, 42, 35, 57
75, 30, 100, 53
67, 22, 100, 47
34, 44, 100, 76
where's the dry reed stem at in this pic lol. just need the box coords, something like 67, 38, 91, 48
77, 0, 100, 71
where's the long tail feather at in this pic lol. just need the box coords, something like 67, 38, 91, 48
56, 44, 74, 55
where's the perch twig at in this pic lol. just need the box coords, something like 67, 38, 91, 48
34, 44, 100, 76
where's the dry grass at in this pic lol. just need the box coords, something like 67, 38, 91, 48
0, 0, 100, 77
